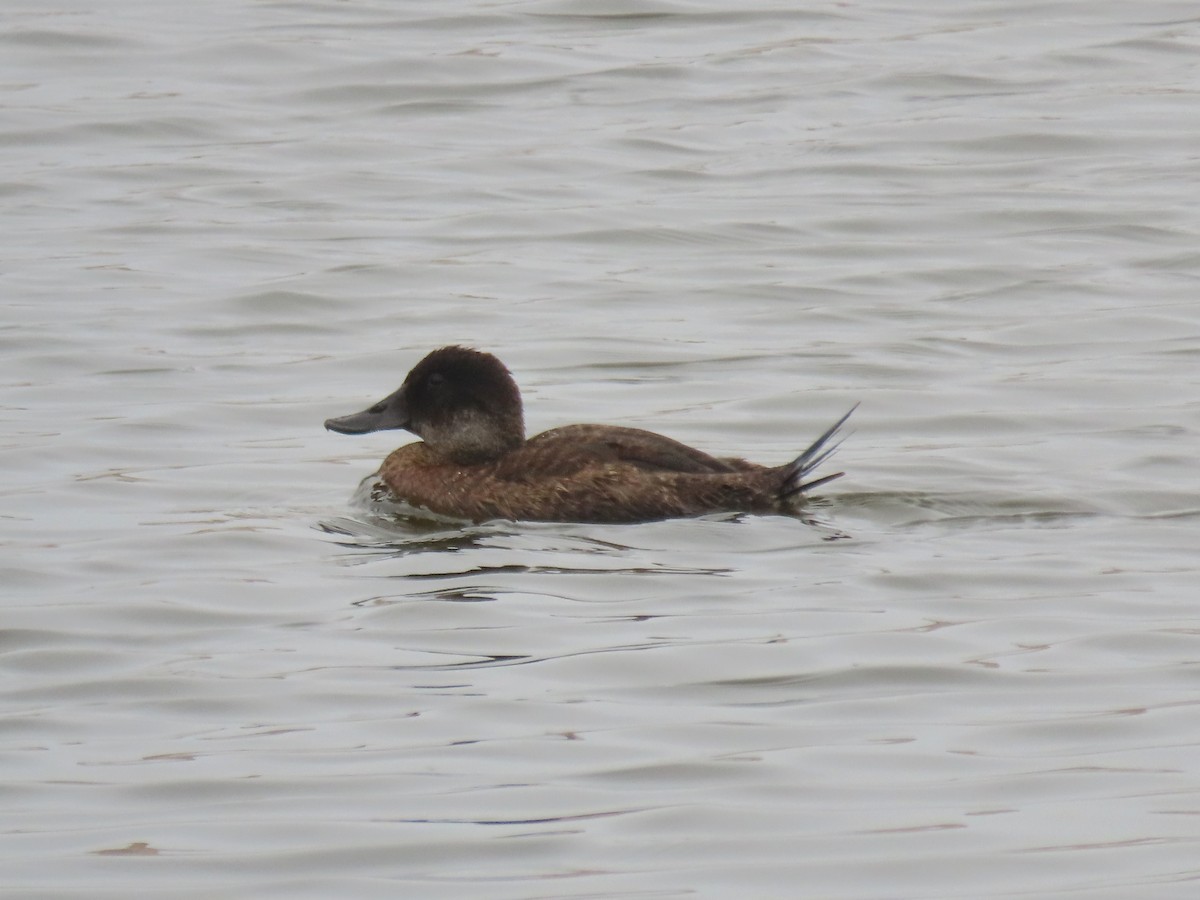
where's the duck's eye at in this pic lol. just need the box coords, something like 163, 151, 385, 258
428, 372, 446, 388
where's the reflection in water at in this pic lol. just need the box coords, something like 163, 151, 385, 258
320, 485, 1109, 564
836, 490, 1106, 530
318, 512, 740, 577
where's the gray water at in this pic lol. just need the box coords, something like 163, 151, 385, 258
4, 1, 1200, 897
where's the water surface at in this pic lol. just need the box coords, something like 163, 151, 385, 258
3, 1, 1199, 897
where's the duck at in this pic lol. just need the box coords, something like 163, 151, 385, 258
325, 346, 854, 524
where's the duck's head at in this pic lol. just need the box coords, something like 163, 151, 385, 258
325, 346, 525, 464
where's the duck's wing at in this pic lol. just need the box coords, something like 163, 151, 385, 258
498, 424, 743, 479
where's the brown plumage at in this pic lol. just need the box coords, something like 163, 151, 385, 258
325, 346, 854, 524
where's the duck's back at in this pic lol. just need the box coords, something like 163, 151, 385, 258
492, 424, 756, 479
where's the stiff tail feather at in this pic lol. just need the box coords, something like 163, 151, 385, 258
779, 404, 858, 501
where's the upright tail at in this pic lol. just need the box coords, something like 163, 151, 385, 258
779, 404, 858, 501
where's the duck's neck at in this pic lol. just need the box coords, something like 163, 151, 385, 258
426, 407, 524, 465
